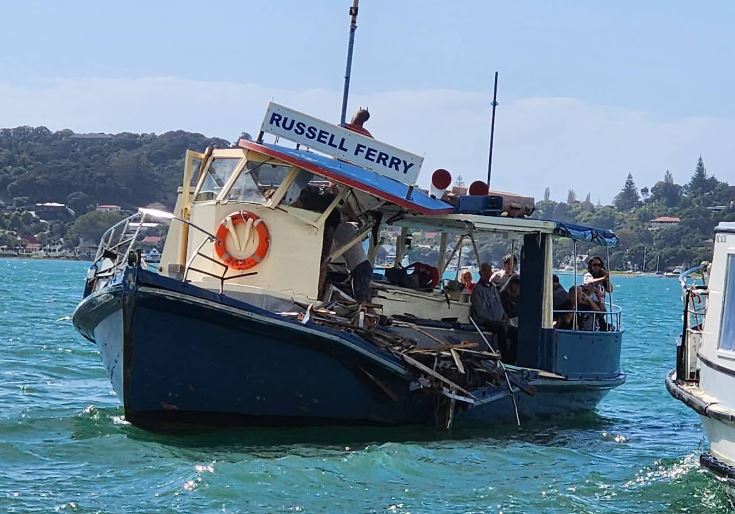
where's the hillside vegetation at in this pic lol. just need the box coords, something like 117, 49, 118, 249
530, 157, 735, 270
0, 126, 733, 270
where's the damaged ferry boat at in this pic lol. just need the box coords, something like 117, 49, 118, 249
73, 103, 625, 429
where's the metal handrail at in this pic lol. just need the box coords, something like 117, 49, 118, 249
89, 209, 258, 293
553, 303, 623, 332
685, 288, 708, 333
92, 212, 146, 274
679, 262, 708, 289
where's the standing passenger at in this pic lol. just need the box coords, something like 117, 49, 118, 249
332, 222, 373, 303
471, 263, 517, 363
584, 256, 613, 330
500, 275, 521, 322
344, 108, 373, 138
583, 256, 613, 303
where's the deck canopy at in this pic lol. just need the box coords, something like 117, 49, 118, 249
394, 214, 618, 247
395, 213, 556, 236
551, 221, 619, 247
236, 140, 617, 248
238, 140, 453, 216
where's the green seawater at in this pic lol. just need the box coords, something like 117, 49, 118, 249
0, 258, 732, 513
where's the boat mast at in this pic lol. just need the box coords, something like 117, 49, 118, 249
340, 0, 360, 126
642, 246, 647, 272
486, 71, 499, 186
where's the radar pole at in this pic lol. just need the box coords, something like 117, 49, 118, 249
486, 71, 499, 186
340, 0, 360, 126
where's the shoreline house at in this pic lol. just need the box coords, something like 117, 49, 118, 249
34, 202, 74, 221
38, 242, 75, 258
75, 238, 98, 260
96, 204, 122, 213
649, 216, 681, 231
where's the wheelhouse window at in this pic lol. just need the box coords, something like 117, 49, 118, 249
226, 161, 292, 203
195, 157, 240, 201
189, 158, 202, 187
719, 254, 735, 351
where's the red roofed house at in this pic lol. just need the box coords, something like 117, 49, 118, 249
141, 236, 162, 246
649, 216, 681, 231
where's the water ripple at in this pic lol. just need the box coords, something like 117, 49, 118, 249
0, 262, 730, 512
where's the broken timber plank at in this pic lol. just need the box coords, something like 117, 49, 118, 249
402, 354, 476, 398
450, 349, 465, 374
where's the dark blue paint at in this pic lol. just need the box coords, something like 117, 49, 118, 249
73, 267, 626, 428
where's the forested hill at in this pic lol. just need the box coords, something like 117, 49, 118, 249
529, 158, 735, 271
0, 126, 734, 271
0, 126, 229, 209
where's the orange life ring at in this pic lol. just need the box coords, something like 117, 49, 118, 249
214, 211, 270, 270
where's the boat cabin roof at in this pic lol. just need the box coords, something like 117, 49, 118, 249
238, 140, 453, 216
226, 141, 617, 247
396, 213, 557, 237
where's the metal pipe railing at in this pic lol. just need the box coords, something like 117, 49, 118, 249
553, 304, 623, 332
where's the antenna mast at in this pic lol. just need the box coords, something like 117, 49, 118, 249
486, 71, 499, 186
340, 0, 360, 126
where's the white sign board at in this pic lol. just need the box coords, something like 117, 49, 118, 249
260, 102, 423, 185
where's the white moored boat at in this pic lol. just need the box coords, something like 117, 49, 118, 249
667, 222, 735, 482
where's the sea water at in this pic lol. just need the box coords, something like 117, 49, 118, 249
0, 259, 731, 513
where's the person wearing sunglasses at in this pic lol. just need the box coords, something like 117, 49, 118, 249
584, 256, 613, 330
584, 257, 612, 299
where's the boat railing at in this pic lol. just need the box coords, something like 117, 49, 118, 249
92, 211, 148, 277
177, 227, 257, 294
676, 286, 708, 382
552, 303, 623, 332
679, 262, 708, 290
91, 208, 258, 294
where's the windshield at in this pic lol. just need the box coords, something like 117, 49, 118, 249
195, 157, 240, 201
226, 161, 291, 203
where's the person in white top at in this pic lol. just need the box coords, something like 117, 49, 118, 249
583, 256, 613, 330
490, 254, 518, 290
583, 256, 613, 304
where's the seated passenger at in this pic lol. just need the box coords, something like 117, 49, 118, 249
552, 274, 569, 325
471, 263, 517, 363
569, 285, 601, 331
331, 222, 373, 303
490, 254, 518, 289
460, 270, 475, 293
554, 299, 575, 330
552, 274, 568, 308
403, 262, 439, 290
500, 274, 520, 322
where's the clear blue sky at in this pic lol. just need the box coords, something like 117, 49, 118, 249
2, 1, 734, 203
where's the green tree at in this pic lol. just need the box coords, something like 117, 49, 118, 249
581, 193, 594, 212
66, 210, 126, 245
613, 173, 641, 211
66, 191, 94, 216
650, 170, 682, 207
687, 156, 710, 197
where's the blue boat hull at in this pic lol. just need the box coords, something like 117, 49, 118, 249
73, 267, 624, 428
